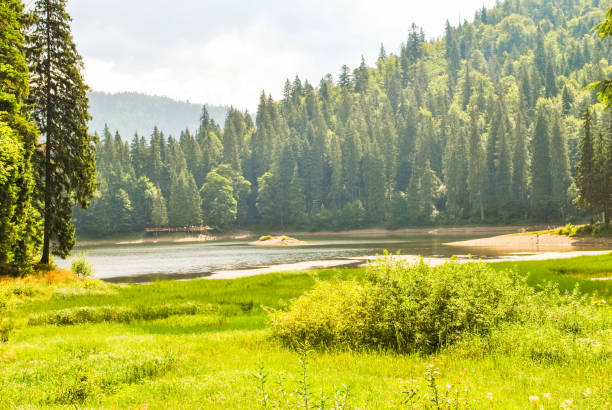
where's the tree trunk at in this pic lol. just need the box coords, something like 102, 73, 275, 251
40, 0, 52, 265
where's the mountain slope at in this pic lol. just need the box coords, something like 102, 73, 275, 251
87, 91, 228, 138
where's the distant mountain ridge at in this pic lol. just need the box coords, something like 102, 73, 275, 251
87, 91, 228, 139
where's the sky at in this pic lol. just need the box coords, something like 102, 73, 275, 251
65, 0, 497, 111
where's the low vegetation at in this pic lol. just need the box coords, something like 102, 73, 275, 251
555, 223, 612, 237
0, 254, 610, 407
271, 257, 535, 353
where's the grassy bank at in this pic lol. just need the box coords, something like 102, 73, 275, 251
515, 223, 612, 238
0, 255, 610, 408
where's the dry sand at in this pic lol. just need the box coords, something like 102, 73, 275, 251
446, 233, 612, 252
249, 236, 309, 247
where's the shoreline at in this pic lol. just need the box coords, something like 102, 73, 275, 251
76, 226, 532, 247
446, 232, 612, 252
202, 250, 611, 280
100, 249, 612, 282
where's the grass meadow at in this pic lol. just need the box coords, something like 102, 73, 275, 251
0, 254, 610, 409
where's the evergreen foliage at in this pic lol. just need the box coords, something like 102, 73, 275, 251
69, 0, 612, 233
0, 0, 41, 273
27, 0, 97, 263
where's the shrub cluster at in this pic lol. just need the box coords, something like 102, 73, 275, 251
270, 257, 533, 353
70, 253, 94, 277
556, 223, 612, 237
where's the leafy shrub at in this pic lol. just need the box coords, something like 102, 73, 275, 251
0, 317, 15, 343
555, 223, 612, 237
71, 253, 94, 277
270, 256, 533, 353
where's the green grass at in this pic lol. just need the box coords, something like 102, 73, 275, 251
491, 253, 612, 297
0, 256, 610, 408
510, 223, 612, 238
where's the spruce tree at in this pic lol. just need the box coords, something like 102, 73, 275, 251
167, 169, 201, 227
443, 107, 468, 221
467, 110, 485, 221
511, 109, 529, 218
530, 100, 553, 221
28, 0, 97, 263
550, 109, 571, 220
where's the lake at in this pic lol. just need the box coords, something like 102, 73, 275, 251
56, 232, 532, 282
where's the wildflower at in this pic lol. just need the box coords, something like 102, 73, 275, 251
543, 393, 551, 402
559, 399, 573, 409
486, 392, 493, 401
582, 388, 591, 398
529, 395, 539, 405
446, 384, 452, 390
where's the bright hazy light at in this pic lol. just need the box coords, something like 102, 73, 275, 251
67, 0, 496, 110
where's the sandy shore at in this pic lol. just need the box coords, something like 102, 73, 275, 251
249, 236, 309, 247
78, 226, 532, 247
446, 233, 612, 252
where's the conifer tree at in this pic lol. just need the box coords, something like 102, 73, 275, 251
467, 110, 485, 221
288, 166, 308, 226
511, 109, 529, 218
0, 0, 41, 272
549, 109, 571, 220
530, 100, 553, 221
443, 109, 469, 220
167, 169, 201, 227
28, 0, 97, 263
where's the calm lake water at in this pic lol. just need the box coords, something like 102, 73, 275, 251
56, 232, 521, 282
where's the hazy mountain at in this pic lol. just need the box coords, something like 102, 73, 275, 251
87, 91, 228, 139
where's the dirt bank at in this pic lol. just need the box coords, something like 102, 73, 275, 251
249, 236, 309, 246
446, 233, 612, 252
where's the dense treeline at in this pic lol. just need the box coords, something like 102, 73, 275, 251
76, 0, 612, 236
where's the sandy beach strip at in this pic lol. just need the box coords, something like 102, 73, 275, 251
446, 233, 612, 252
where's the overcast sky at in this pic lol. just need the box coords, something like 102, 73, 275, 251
65, 0, 496, 111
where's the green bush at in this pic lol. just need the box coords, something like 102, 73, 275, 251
270, 256, 533, 353
0, 318, 14, 343
555, 223, 612, 237
71, 253, 94, 277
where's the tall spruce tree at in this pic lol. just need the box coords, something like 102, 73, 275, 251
511, 108, 529, 218
549, 109, 571, 220
530, 100, 553, 221
28, 0, 96, 263
467, 110, 485, 221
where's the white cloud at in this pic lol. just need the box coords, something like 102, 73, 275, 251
70, 0, 497, 110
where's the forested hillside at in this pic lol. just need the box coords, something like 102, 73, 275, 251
88, 91, 228, 140
75, 0, 612, 236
